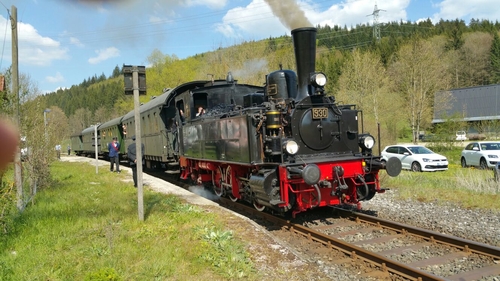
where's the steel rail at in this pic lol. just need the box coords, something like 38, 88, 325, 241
221, 199, 446, 281
333, 207, 500, 259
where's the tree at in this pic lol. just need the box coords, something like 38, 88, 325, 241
336, 49, 400, 147
0, 72, 58, 216
69, 108, 92, 134
111, 65, 121, 78
489, 32, 500, 84
94, 106, 115, 124
389, 38, 450, 143
46, 106, 69, 145
458, 32, 493, 86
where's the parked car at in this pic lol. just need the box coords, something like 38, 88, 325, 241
420, 134, 439, 142
460, 141, 500, 169
455, 131, 467, 141
20, 136, 28, 161
381, 145, 448, 172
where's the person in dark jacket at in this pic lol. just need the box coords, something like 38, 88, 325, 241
127, 135, 144, 187
108, 137, 120, 173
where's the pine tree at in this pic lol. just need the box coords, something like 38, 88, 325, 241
111, 65, 121, 78
490, 32, 500, 84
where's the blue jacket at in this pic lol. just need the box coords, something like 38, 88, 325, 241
108, 141, 120, 158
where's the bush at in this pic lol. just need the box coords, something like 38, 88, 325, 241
0, 177, 16, 235
85, 268, 121, 281
468, 134, 487, 140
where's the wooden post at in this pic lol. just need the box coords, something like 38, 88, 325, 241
123, 65, 145, 221
11, 5, 23, 211
133, 68, 144, 221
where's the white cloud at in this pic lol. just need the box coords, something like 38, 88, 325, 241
215, 0, 286, 38
1, 18, 70, 66
88, 47, 120, 64
149, 15, 165, 24
432, 0, 500, 23
214, 0, 412, 38
70, 37, 84, 47
46, 72, 65, 83
184, 0, 228, 9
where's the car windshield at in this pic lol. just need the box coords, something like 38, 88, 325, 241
481, 143, 500, 150
408, 146, 433, 154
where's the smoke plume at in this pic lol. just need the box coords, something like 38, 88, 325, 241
263, 0, 313, 30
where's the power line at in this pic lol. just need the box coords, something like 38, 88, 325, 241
367, 2, 385, 42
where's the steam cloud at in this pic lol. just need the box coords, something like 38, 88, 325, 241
189, 186, 220, 201
263, 0, 313, 30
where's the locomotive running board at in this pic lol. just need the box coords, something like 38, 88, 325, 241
165, 170, 180, 174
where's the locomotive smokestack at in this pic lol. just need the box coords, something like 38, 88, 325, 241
291, 27, 316, 101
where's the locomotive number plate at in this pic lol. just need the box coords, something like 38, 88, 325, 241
312, 107, 328, 119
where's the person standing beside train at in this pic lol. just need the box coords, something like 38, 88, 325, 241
55, 144, 61, 159
127, 135, 144, 188
108, 137, 121, 173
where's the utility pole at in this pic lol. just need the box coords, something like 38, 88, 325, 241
133, 69, 144, 221
367, 2, 385, 42
123, 65, 146, 221
11, 5, 23, 211
94, 124, 99, 174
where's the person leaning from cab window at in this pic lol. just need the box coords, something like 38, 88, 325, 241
179, 109, 185, 124
171, 118, 179, 152
196, 106, 205, 117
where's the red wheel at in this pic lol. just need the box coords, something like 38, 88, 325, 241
224, 166, 237, 201
212, 167, 223, 197
253, 200, 265, 211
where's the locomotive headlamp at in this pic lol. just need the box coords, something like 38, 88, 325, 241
285, 140, 299, 155
310, 72, 327, 87
359, 134, 375, 150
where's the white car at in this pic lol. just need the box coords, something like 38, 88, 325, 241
460, 141, 500, 169
456, 131, 467, 141
381, 145, 448, 172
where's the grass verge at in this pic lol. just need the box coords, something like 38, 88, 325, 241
0, 161, 257, 280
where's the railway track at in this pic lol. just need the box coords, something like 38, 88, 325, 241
218, 197, 500, 281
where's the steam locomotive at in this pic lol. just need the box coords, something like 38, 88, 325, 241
72, 27, 401, 217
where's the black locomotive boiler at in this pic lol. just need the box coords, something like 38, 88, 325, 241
176, 27, 401, 217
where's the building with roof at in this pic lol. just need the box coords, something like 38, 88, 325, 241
433, 84, 500, 125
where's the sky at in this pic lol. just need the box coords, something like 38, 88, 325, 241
0, 0, 499, 94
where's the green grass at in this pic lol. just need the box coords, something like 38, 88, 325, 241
380, 146, 500, 210
0, 162, 257, 280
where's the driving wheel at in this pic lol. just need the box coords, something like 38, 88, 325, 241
212, 167, 224, 197
224, 166, 238, 202
253, 200, 265, 211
